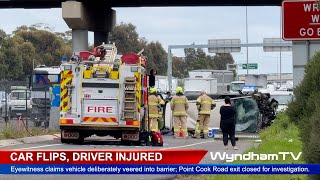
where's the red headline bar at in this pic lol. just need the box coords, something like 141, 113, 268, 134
0, 150, 207, 164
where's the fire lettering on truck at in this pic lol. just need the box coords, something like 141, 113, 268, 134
87, 106, 113, 113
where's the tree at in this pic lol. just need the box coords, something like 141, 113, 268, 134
144, 41, 167, 75
212, 53, 234, 70
184, 48, 209, 71
12, 25, 72, 68
183, 46, 235, 76
0, 23, 235, 80
0, 25, 72, 80
55, 30, 72, 44
0, 29, 6, 44
17, 42, 36, 77
109, 23, 143, 55
287, 51, 320, 179
184, 48, 197, 62
172, 57, 187, 78
110, 23, 168, 75
206, 55, 216, 69
0, 38, 23, 80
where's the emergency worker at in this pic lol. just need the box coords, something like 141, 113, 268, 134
156, 89, 165, 130
194, 90, 216, 139
148, 87, 165, 132
170, 86, 189, 138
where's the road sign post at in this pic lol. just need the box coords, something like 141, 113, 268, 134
263, 38, 292, 86
167, 42, 291, 93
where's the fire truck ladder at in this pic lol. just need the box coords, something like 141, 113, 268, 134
122, 77, 137, 120
66, 84, 74, 111
103, 43, 117, 62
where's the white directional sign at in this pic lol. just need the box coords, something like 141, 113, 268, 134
208, 39, 241, 53
263, 38, 292, 52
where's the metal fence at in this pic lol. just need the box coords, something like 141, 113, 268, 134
0, 80, 56, 132
0, 80, 27, 91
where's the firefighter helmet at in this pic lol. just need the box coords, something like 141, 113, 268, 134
149, 87, 157, 94
176, 86, 183, 94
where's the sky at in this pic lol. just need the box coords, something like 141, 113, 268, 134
0, 6, 292, 75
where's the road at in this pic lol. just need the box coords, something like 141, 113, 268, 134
0, 135, 256, 180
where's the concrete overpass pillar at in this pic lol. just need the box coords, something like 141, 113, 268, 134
72, 30, 88, 53
94, 31, 108, 47
292, 41, 320, 87
62, 1, 89, 52
89, 9, 116, 46
62, 1, 116, 51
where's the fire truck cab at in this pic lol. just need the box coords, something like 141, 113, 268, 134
59, 43, 149, 145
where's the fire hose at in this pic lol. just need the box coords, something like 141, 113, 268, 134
18, 116, 34, 137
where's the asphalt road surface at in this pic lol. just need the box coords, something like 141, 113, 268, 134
0, 135, 256, 180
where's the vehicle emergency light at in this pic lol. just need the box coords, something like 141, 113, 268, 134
126, 120, 140, 126
121, 53, 140, 64
60, 118, 74, 124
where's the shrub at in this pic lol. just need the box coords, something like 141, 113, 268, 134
287, 51, 320, 179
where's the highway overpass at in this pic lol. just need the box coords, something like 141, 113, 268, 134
0, 0, 283, 9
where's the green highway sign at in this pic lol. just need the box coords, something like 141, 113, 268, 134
242, 63, 258, 69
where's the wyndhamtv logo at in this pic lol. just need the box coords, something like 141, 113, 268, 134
210, 152, 302, 162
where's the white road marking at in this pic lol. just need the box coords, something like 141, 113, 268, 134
161, 140, 216, 150
15, 144, 63, 150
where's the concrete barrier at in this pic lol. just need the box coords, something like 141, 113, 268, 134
49, 107, 60, 130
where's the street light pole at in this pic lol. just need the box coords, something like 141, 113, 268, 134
246, 6, 249, 75
4, 81, 8, 126
25, 86, 28, 129
279, 7, 282, 87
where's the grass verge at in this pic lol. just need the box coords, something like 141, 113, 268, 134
176, 112, 306, 180
0, 122, 59, 140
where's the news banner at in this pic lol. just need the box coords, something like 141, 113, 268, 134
0, 150, 319, 175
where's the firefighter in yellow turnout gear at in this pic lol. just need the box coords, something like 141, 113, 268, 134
194, 90, 216, 139
148, 87, 165, 132
170, 86, 189, 138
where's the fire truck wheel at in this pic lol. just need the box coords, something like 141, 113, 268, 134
60, 138, 72, 144
121, 140, 138, 146
74, 133, 84, 145
134, 140, 141, 146
120, 140, 141, 146
120, 140, 131, 146
61, 136, 84, 144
